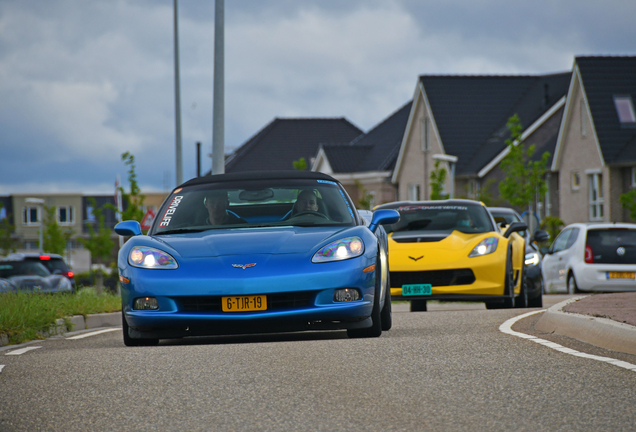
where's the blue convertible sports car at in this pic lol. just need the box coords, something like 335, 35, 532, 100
115, 171, 399, 346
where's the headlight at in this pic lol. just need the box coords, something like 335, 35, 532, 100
468, 237, 498, 257
525, 252, 540, 266
312, 237, 364, 263
129, 246, 178, 269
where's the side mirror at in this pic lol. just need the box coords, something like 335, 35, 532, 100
115, 220, 142, 237
369, 209, 400, 233
532, 229, 550, 243
503, 221, 528, 239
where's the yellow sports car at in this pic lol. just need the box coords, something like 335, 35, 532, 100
375, 199, 528, 311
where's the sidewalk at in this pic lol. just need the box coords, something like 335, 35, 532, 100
0, 312, 120, 348
536, 292, 636, 356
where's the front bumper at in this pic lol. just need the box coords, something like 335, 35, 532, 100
120, 253, 378, 338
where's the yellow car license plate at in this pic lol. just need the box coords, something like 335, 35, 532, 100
608, 271, 635, 279
402, 284, 432, 296
222, 295, 267, 312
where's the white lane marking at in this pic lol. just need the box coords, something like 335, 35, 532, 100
500, 310, 636, 372
5, 346, 42, 356
0, 365, 5, 373
66, 328, 121, 340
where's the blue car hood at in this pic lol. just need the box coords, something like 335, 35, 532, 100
155, 226, 351, 258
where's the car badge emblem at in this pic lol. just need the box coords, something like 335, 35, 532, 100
617, 247, 626, 256
409, 256, 424, 261
232, 263, 256, 270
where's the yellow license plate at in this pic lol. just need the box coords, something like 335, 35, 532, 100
608, 272, 635, 279
222, 295, 267, 312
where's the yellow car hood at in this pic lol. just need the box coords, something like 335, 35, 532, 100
388, 230, 498, 267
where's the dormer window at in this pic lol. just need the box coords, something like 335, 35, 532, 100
614, 96, 636, 124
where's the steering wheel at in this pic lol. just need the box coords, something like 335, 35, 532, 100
292, 211, 329, 220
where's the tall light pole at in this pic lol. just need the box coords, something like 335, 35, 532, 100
25, 198, 45, 253
173, 0, 183, 185
212, 0, 225, 175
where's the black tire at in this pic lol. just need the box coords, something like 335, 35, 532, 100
380, 249, 392, 331
528, 293, 543, 308
515, 268, 529, 308
486, 249, 515, 309
348, 252, 383, 338
567, 273, 580, 294
410, 300, 427, 312
502, 249, 516, 308
122, 311, 159, 347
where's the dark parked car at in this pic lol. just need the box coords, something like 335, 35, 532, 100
0, 258, 73, 293
488, 207, 550, 307
5, 253, 76, 291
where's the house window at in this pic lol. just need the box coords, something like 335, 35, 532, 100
581, 99, 586, 136
468, 179, 480, 199
23, 206, 40, 225
614, 96, 636, 124
631, 167, 636, 187
58, 206, 75, 225
571, 171, 581, 191
421, 118, 429, 152
0, 207, 6, 220
588, 173, 604, 221
408, 184, 421, 201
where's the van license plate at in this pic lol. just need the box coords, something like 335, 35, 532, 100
608, 272, 635, 279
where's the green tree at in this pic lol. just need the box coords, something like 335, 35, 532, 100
42, 206, 73, 255
0, 203, 17, 255
430, 160, 448, 200
354, 180, 374, 210
292, 157, 307, 171
79, 198, 115, 293
619, 189, 636, 222
118, 152, 145, 223
540, 216, 565, 248
499, 114, 550, 232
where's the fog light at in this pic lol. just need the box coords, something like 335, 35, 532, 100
134, 297, 159, 310
334, 288, 361, 302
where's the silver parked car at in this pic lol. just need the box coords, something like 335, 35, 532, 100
542, 223, 636, 293
0, 259, 73, 293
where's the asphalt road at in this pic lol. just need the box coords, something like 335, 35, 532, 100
1, 299, 635, 431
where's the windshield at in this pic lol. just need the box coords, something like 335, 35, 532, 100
0, 261, 51, 278
151, 178, 357, 234
382, 204, 494, 235
489, 209, 527, 237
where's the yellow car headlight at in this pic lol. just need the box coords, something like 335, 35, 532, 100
468, 237, 498, 257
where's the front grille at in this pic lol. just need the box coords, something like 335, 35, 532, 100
391, 269, 475, 287
179, 292, 314, 312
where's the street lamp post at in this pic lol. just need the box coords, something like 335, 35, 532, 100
25, 197, 45, 253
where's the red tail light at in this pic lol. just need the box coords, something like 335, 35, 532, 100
39, 255, 51, 261
67, 271, 75, 278
584, 245, 594, 263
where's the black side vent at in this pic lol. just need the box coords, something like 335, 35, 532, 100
392, 234, 449, 243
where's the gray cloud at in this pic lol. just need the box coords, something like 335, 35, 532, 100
0, 0, 634, 194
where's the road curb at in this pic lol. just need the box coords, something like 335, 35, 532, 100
536, 296, 636, 356
0, 312, 121, 348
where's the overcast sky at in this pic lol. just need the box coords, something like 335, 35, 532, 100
1, 0, 634, 195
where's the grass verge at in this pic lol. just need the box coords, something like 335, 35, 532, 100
0, 288, 121, 345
